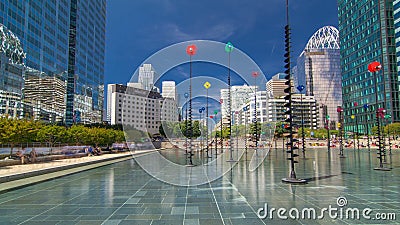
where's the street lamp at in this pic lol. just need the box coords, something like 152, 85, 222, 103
204, 81, 211, 158
184, 92, 189, 155
297, 84, 305, 156
368, 61, 390, 171
363, 103, 371, 151
186, 44, 197, 166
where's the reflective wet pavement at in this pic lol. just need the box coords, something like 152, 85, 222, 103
0, 147, 399, 225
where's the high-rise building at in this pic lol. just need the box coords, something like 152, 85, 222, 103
0, 0, 106, 125
138, 64, 156, 91
339, 0, 399, 134
162, 81, 177, 100
0, 23, 25, 119
294, 26, 342, 129
220, 84, 256, 120
107, 83, 178, 135
266, 73, 291, 98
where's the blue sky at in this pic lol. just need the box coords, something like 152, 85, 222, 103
105, 0, 339, 117
105, 0, 338, 85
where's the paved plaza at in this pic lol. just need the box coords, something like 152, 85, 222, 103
0, 147, 399, 225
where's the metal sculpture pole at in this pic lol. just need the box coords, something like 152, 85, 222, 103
385, 114, 392, 155
281, 0, 306, 184
213, 110, 218, 156
297, 85, 306, 156
243, 106, 248, 159
204, 82, 211, 158
338, 106, 345, 158
351, 115, 356, 151
199, 107, 205, 152
368, 62, 390, 171
225, 42, 235, 162
184, 92, 189, 155
219, 100, 223, 153
186, 45, 197, 166
364, 104, 371, 151
252, 71, 259, 152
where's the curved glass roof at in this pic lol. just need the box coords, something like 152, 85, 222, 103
305, 26, 340, 50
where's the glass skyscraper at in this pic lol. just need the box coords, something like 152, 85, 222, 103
338, 0, 399, 134
0, 0, 106, 125
294, 26, 342, 129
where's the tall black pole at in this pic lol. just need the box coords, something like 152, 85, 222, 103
226, 44, 235, 162
370, 63, 390, 170
356, 114, 359, 151
282, 0, 305, 184
338, 106, 345, 158
185, 95, 188, 155
188, 54, 193, 166
364, 104, 371, 152
205, 87, 211, 158
253, 73, 258, 151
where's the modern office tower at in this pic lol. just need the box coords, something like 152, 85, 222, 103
23, 68, 66, 122
294, 26, 342, 129
266, 73, 291, 98
338, 1, 399, 134
107, 83, 178, 135
138, 64, 156, 91
0, 24, 25, 118
0, 0, 106, 125
162, 81, 177, 100
220, 84, 257, 120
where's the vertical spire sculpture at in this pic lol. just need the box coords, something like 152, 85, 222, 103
282, 0, 306, 184
186, 44, 197, 166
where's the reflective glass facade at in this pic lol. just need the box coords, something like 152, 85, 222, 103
296, 49, 342, 129
338, 0, 399, 134
0, 0, 106, 125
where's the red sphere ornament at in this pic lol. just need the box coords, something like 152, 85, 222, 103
186, 44, 197, 56
368, 61, 382, 73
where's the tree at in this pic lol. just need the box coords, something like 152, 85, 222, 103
36, 124, 67, 154
67, 125, 89, 145
0, 117, 41, 156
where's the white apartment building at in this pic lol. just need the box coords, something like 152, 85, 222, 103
220, 84, 257, 120
107, 83, 178, 135
161, 81, 177, 100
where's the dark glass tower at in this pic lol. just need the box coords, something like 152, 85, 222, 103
0, 0, 106, 125
338, 0, 399, 134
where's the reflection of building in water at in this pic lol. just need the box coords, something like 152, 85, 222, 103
23, 68, 66, 123
0, 23, 26, 118
107, 83, 178, 135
